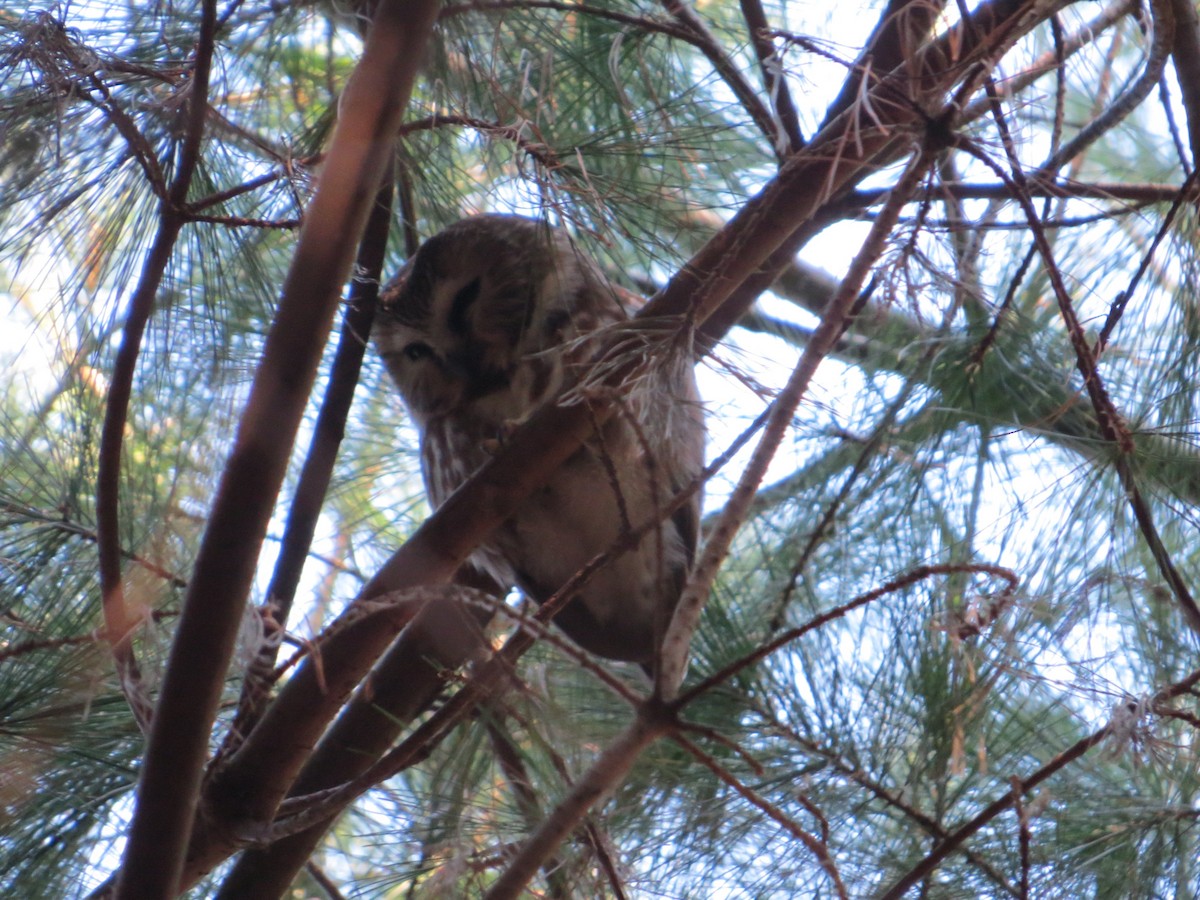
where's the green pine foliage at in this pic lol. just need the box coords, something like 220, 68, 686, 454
2, 1, 1198, 897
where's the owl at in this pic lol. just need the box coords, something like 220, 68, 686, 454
374, 214, 704, 666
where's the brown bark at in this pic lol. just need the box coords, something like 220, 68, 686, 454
111, 1, 440, 896
168, 0, 1092, 892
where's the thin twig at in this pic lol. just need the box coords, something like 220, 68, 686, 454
679, 564, 1018, 706
658, 141, 940, 698
1013, 776, 1031, 899
187, 166, 304, 212
738, 0, 805, 152
880, 667, 1200, 898
956, 126, 1200, 634
484, 713, 572, 899
303, 861, 348, 900
0, 632, 98, 663
0, 498, 188, 589
847, 179, 1191, 206
181, 212, 301, 229
482, 703, 673, 900
672, 731, 848, 899
1039, 0, 1175, 174
1095, 169, 1199, 353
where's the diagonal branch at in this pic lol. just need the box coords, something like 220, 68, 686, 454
738, 0, 805, 152
658, 142, 940, 697
482, 702, 675, 900
880, 666, 1200, 898
223, 173, 394, 751
1038, 0, 1175, 174
186, 0, 1072, 885
956, 109, 1200, 634
112, 2, 439, 897
677, 564, 1018, 707
1168, 0, 1200, 163
672, 731, 848, 898
820, 0, 948, 130
658, 0, 786, 157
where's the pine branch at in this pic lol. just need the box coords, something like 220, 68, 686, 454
659, 142, 940, 696
658, 0, 786, 157
482, 701, 673, 900
738, 0, 805, 152
672, 731, 848, 898
880, 666, 1200, 898
224, 174, 394, 750
94, 0, 221, 743
1168, 0, 1200, 163
111, 2, 439, 896
958, 77, 1200, 633
175, 2, 1077, 888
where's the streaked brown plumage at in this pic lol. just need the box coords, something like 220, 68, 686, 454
375, 214, 703, 664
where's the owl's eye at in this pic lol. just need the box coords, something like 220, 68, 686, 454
403, 342, 434, 362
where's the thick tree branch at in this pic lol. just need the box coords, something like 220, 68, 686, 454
820, 0, 948, 129
176, 0, 1079, 886
112, 2, 439, 896
1168, 0, 1200, 163
209, 584, 493, 897
224, 175, 394, 749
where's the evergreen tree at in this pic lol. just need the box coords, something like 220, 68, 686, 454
1, 0, 1198, 896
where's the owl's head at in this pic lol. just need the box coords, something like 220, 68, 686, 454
375, 215, 621, 425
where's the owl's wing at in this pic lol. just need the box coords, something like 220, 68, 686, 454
671, 489, 701, 569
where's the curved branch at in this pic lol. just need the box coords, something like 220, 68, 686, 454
95, 0, 220, 743
1040, 0, 1175, 174
445, 0, 789, 155
739, 0, 805, 152
672, 731, 848, 899
659, 0, 786, 157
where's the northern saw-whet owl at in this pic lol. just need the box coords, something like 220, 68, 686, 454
374, 214, 704, 665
